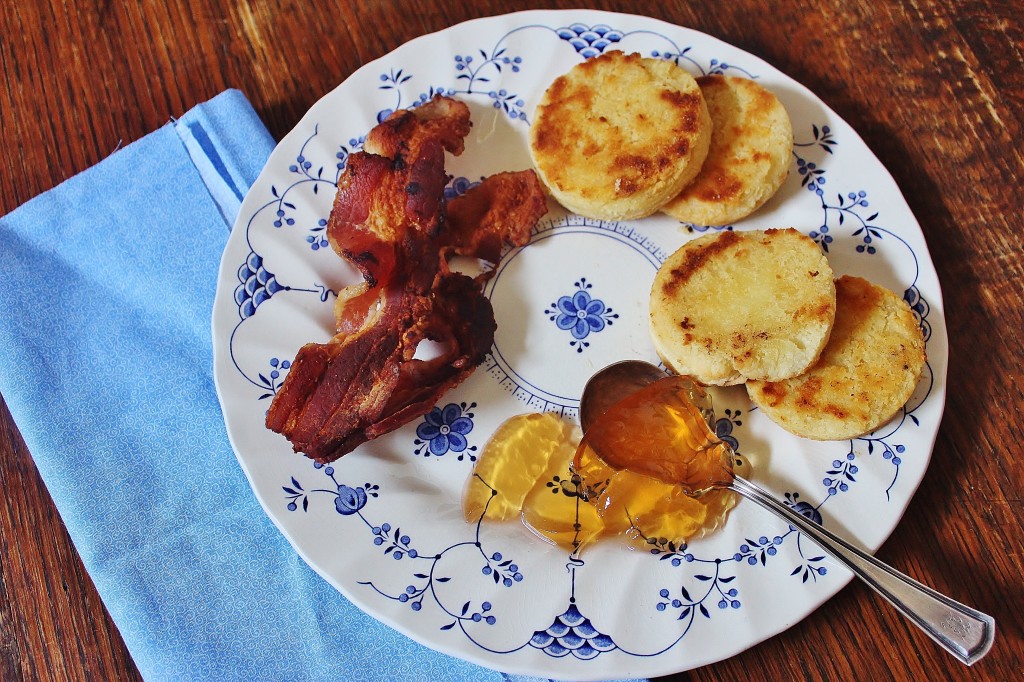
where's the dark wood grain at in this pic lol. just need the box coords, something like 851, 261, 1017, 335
1, 1, 1021, 680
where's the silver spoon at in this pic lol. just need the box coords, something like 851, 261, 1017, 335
579, 360, 995, 666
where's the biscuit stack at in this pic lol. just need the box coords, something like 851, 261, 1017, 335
529, 51, 792, 225
529, 52, 927, 440
649, 229, 927, 440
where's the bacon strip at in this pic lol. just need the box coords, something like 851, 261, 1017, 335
445, 170, 548, 269
265, 96, 547, 463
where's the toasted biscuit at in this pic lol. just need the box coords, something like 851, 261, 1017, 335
529, 51, 712, 220
747, 275, 926, 440
662, 75, 793, 226
649, 228, 835, 385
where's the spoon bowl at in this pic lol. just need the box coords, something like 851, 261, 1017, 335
579, 359, 666, 433
579, 360, 995, 666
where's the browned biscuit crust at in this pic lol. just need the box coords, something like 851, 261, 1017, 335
529, 51, 712, 220
662, 75, 793, 226
650, 228, 835, 385
746, 275, 926, 440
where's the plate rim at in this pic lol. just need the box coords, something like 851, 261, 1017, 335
211, 9, 948, 679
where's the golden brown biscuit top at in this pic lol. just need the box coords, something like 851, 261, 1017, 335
531, 51, 706, 198
746, 274, 927, 439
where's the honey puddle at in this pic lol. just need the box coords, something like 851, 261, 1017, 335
463, 376, 743, 554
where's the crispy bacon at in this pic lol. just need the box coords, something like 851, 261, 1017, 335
364, 96, 471, 160
445, 170, 547, 268
265, 96, 548, 463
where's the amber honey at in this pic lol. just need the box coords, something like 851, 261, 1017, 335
463, 376, 740, 553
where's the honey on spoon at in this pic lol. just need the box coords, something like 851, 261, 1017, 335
574, 364, 734, 495
463, 411, 736, 552
575, 360, 995, 667
463, 374, 739, 553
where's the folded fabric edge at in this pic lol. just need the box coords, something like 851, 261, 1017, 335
172, 88, 277, 228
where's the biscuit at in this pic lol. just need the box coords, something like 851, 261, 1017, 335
649, 228, 835, 385
746, 275, 926, 440
662, 75, 793, 226
529, 51, 712, 220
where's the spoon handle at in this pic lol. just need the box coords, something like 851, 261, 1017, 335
729, 474, 995, 666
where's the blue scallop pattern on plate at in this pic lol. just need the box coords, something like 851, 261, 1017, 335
530, 603, 617, 659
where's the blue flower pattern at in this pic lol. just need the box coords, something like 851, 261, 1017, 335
335, 484, 368, 515
546, 278, 619, 352
284, 460, 524, 636
282, 464, 377, 516
414, 402, 477, 459
255, 357, 290, 400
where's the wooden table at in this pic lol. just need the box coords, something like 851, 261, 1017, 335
1, 1, 1020, 680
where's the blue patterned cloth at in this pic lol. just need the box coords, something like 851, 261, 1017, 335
0, 90, 566, 682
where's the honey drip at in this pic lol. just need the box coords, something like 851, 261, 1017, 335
463, 376, 741, 553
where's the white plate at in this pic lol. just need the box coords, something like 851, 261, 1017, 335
212, 10, 946, 679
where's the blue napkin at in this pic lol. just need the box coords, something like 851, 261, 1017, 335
0, 90, 553, 681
